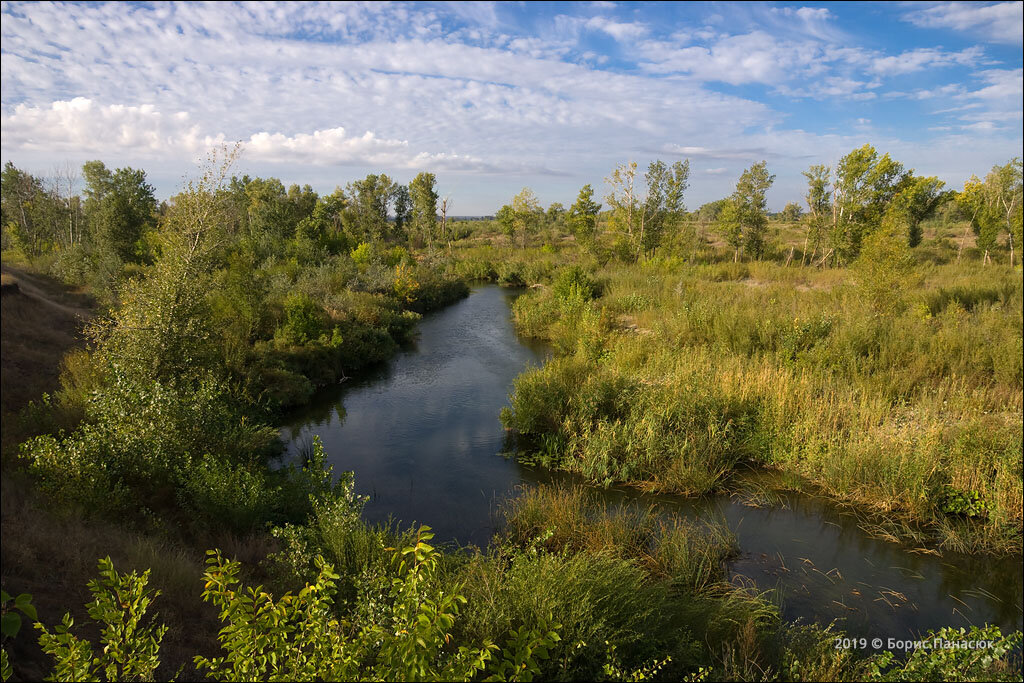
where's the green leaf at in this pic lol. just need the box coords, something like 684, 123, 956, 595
0, 613, 21, 638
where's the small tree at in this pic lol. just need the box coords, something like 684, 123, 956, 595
511, 188, 542, 249
801, 164, 831, 265
894, 175, 946, 248
780, 202, 802, 223
728, 161, 775, 259
566, 184, 601, 251
717, 199, 743, 261
854, 208, 920, 316
82, 161, 157, 263
409, 172, 439, 249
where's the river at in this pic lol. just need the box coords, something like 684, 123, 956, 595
281, 284, 1023, 641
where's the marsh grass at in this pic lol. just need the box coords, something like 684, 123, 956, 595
454, 483, 818, 681
496, 244, 1022, 552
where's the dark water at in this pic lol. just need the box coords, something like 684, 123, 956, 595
282, 285, 550, 544
282, 285, 1023, 641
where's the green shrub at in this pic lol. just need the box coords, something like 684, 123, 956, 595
36, 558, 166, 682
552, 265, 598, 304
277, 291, 325, 345
867, 626, 1022, 682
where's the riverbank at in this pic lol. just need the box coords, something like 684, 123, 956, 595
483, 244, 1021, 555
279, 285, 1022, 644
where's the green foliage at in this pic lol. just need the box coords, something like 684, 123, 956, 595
937, 486, 991, 518
567, 184, 601, 250
410, 172, 439, 248
552, 265, 598, 305
1, 590, 36, 682
277, 292, 325, 345
82, 161, 158, 264
1, 591, 37, 640
22, 368, 276, 523
601, 642, 672, 682
867, 626, 1022, 682
36, 558, 167, 682
731, 161, 775, 259
350, 241, 374, 265
199, 526, 552, 682
854, 213, 920, 316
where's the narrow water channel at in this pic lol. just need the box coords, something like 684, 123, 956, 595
281, 284, 1023, 641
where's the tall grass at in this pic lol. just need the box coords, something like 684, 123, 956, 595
498, 248, 1023, 552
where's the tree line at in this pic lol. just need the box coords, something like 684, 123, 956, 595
491, 146, 1021, 267
4, 147, 1021, 285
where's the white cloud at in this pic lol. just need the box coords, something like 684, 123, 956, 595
638, 31, 826, 85
0, 98, 502, 172
584, 16, 647, 41
869, 46, 984, 76
0, 1, 1019, 210
904, 2, 1023, 44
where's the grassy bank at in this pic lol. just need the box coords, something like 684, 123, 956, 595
481, 240, 1022, 554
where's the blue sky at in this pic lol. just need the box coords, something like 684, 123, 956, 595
1, 1, 1021, 213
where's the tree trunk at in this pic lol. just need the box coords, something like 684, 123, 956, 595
956, 224, 970, 263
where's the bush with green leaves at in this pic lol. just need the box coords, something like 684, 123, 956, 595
200, 526, 561, 682
552, 265, 598, 304
21, 369, 276, 522
276, 292, 326, 345
867, 626, 1022, 682
35, 558, 166, 682
2, 591, 37, 683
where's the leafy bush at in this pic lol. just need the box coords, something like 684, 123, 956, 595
276, 291, 325, 345
36, 558, 166, 682
552, 265, 598, 304
349, 241, 374, 265
867, 626, 1022, 682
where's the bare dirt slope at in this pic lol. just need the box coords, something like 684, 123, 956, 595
0, 262, 93, 425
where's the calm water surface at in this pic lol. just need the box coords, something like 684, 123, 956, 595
282, 285, 1023, 640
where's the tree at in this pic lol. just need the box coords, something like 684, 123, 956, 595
82, 161, 157, 263
409, 172, 439, 249
97, 149, 239, 384
51, 161, 85, 248
716, 199, 743, 260
566, 184, 601, 250
830, 144, 909, 262
439, 195, 453, 249
511, 187, 542, 248
545, 202, 566, 238
956, 160, 1023, 265
239, 176, 292, 244
729, 161, 775, 259
957, 175, 997, 261
496, 204, 515, 243
985, 158, 1022, 266
605, 159, 690, 259
343, 174, 397, 243
1, 162, 57, 256
780, 202, 802, 223
854, 208, 919, 316
604, 161, 640, 259
296, 189, 347, 248
391, 184, 412, 240
894, 175, 946, 248
801, 164, 831, 265
641, 160, 690, 256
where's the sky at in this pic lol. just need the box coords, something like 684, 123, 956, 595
1, 1, 1022, 214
